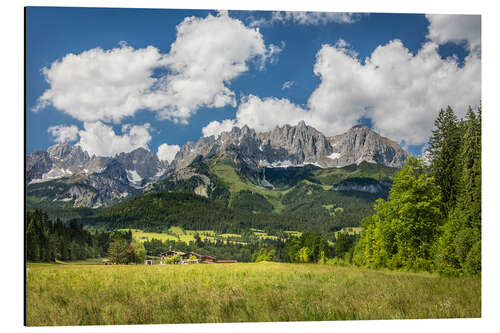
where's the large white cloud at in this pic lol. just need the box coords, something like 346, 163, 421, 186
308, 39, 481, 145
35, 12, 280, 126
157, 143, 181, 163
202, 119, 240, 138
426, 14, 481, 52
202, 95, 311, 138
77, 122, 152, 157
203, 38, 481, 146
34, 45, 164, 123
156, 11, 281, 122
47, 124, 79, 143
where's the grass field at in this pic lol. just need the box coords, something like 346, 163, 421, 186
334, 227, 363, 237
120, 227, 292, 245
26, 262, 480, 326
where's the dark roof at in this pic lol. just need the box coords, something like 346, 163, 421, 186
161, 250, 217, 259
200, 254, 216, 259
160, 250, 186, 256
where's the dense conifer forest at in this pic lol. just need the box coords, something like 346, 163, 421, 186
352, 106, 481, 276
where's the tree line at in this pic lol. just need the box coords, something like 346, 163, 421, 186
26, 209, 108, 262
251, 231, 357, 263
26, 209, 147, 264
351, 105, 481, 276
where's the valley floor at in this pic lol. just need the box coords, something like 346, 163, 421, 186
26, 262, 480, 326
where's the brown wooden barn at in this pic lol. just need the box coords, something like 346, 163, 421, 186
199, 254, 216, 263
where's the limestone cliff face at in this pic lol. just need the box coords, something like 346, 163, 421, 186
326, 125, 410, 168
26, 144, 168, 185
171, 122, 410, 171
26, 144, 168, 207
26, 122, 410, 207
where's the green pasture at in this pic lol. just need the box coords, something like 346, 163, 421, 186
26, 262, 480, 326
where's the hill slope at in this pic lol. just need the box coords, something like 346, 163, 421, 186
78, 155, 399, 235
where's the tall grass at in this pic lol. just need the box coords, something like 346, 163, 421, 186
26, 262, 480, 326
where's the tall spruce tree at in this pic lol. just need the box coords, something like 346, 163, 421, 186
434, 106, 481, 276
428, 106, 462, 214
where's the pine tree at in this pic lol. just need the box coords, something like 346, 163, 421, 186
107, 238, 129, 264
434, 105, 481, 276
428, 106, 462, 214
458, 106, 481, 228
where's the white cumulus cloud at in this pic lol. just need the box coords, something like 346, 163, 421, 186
202, 119, 239, 138
34, 45, 164, 123
203, 38, 481, 146
157, 143, 181, 163
77, 122, 152, 157
202, 95, 311, 138
155, 11, 278, 122
307, 39, 481, 145
426, 14, 481, 52
35, 12, 281, 126
47, 124, 79, 143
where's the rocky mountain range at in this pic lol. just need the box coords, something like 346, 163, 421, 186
172, 121, 410, 170
26, 122, 411, 207
26, 143, 168, 207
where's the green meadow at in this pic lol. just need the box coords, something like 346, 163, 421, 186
119, 226, 294, 245
26, 262, 480, 326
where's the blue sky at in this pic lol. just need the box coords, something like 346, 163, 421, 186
26, 7, 481, 159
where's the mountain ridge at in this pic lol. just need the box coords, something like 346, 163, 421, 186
172, 122, 410, 171
26, 123, 410, 208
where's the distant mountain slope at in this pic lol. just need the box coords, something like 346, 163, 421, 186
77, 154, 399, 235
172, 122, 411, 171
26, 123, 409, 208
26, 144, 168, 207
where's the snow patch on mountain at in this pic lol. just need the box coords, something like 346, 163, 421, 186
258, 159, 295, 168
328, 152, 342, 159
126, 169, 143, 186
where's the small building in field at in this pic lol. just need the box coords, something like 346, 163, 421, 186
199, 254, 217, 263
160, 250, 222, 264
160, 250, 189, 264
144, 259, 153, 265
215, 259, 237, 264
102, 259, 111, 265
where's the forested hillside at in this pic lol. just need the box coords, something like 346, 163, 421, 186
352, 106, 481, 276
75, 160, 398, 236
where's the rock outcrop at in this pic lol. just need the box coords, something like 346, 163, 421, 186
171, 122, 410, 171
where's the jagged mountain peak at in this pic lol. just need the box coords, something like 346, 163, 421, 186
122, 146, 150, 157
349, 124, 370, 130
327, 125, 410, 168
296, 120, 307, 128
171, 122, 410, 172
47, 142, 75, 158
26, 121, 411, 208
